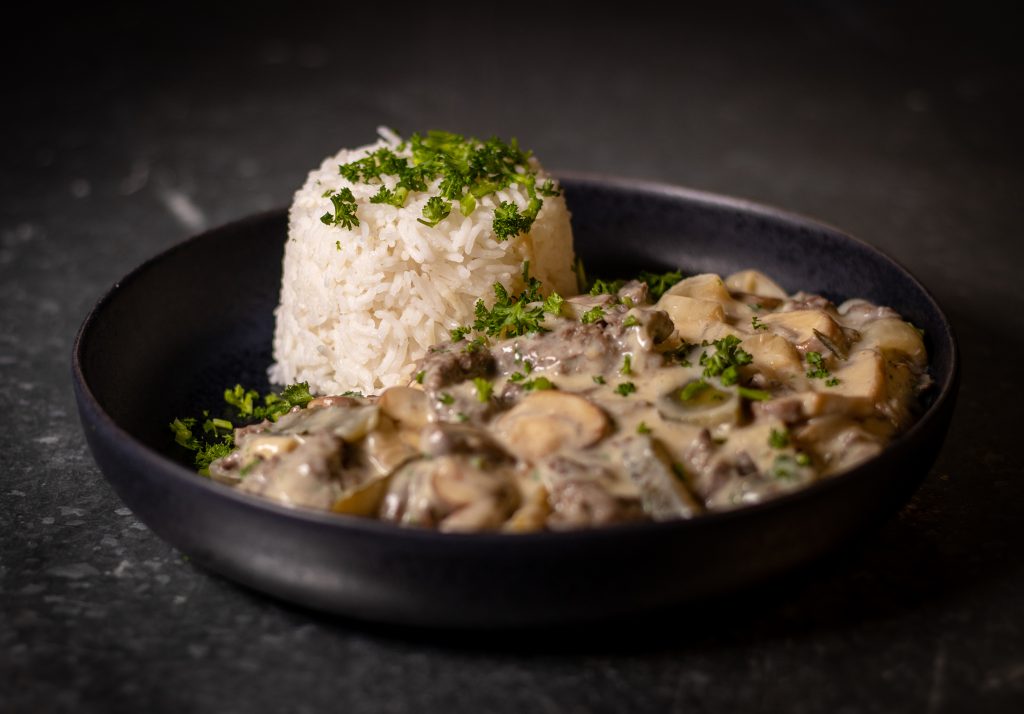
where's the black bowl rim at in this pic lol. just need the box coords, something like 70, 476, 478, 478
72, 172, 960, 546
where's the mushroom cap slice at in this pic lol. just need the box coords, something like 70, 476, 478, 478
332, 475, 391, 517
491, 391, 611, 462
724, 269, 788, 299
619, 436, 701, 520
271, 404, 379, 442
378, 386, 432, 428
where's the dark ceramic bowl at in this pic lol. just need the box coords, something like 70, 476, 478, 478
72, 175, 958, 627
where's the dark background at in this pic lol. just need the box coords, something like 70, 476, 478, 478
2, 2, 1022, 712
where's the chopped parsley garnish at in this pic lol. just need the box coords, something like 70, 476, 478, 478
623, 314, 641, 328
589, 278, 625, 296
320, 188, 359, 229
806, 351, 840, 385
334, 131, 553, 241
493, 201, 537, 241
170, 382, 313, 474
737, 386, 771, 401
615, 382, 637, 396
509, 372, 526, 382
620, 354, 633, 375
341, 390, 364, 398
700, 335, 753, 386
472, 377, 493, 402
415, 370, 426, 384
751, 315, 767, 331
638, 269, 683, 300
335, 240, 341, 251
537, 179, 561, 197
450, 326, 470, 342
522, 359, 534, 374
637, 422, 652, 434
542, 291, 565, 317
418, 196, 452, 227
473, 262, 551, 338
464, 335, 488, 353
438, 393, 455, 405
592, 375, 606, 385
769, 428, 790, 449
580, 306, 605, 324
456, 412, 469, 422
796, 452, 811, 466
523, 376, 555, 391
368, 185, 408, 207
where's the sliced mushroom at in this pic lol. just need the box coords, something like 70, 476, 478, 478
502, 476, 552, 533
857, 318, 927, 368
491, 391, 610, 462
236, 433, 344, 510
661, 273, 733, 302
657, 295, 727, 343
332, 475, 391, 517
829, 349, 886, 404
420, 422, 508, 459
379, 456, 520, 532
619, 436, 701, 520
758, 309, 850, 356
238, 434, 300, 460
271, 403, 379, 442
307, 395, 362, 409
378, 386, 431, 428
724, 269, 788, 299
739, 332, 808, 389
363, 415, 419, 476
537, 456, 644, 529
794, 415, 883, 476
656, 379, 740, 429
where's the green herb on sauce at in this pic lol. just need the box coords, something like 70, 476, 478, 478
751, 315, 767, 331
620, 354, 633, 376
737, 386, 771, 401
700, 335, 753, 386
580, 306, 605, 324
472, 377, 493, 402
592, 375, 606, 385
806, 351, 841, 386
637, 422, 652, 434
623, 314, 641, 328
523, 376, 555, 391
615, 382, 637, 396
438, 393, 455, 405
769, 428, 790, 449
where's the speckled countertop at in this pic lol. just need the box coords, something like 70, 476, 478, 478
2, 5, 1022, 713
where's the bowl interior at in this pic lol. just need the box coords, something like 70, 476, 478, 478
76, 174, 956, 490
72, 175, 958, 625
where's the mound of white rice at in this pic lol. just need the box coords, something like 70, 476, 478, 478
269, 128, 576, 395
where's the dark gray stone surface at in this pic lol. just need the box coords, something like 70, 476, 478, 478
2, 4, 1021, 712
